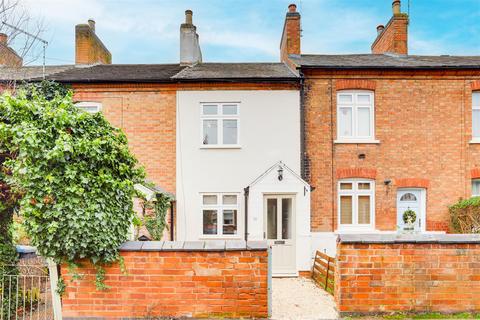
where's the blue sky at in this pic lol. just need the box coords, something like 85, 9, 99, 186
15, 0, 480, 65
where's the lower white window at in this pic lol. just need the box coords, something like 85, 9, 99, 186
75, 101, 102, 113
473, 179, 480, 197
201, 193, 239, 236
338, 179, 375, 230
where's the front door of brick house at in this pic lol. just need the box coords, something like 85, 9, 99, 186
264, 195, 296, 276
397, 189, 426, 232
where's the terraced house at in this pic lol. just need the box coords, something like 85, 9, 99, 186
1, 0, 479, 277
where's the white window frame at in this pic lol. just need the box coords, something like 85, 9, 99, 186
335, 90, 378, 143
337, 179, 375, 232
473, 179, 480, 197
200, 103, 240, 148
200, 192, 240, 238
472, 92, 480, 143
75, 101, 102, 114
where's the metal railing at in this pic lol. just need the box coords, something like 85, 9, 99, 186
1, 264, 53, 320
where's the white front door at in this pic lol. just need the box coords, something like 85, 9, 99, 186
397, 189, 426, 232
264, 195, 296, 276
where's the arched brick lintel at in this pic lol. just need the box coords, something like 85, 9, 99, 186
395, 178, 430, 189
336, 79, 376, 91
336, 168, 377, 180
471, 80, 480, 91
471, 168, 480, 179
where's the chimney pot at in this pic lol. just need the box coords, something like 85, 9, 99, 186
392, 0, 401, 15
88, 19, 95, 32
288, 4, 297, 12
0, 33, 7, 44
376, 25, 385, 36
185, 10, 193, 24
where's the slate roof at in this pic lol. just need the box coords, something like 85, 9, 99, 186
289, 54, 480, 69
0, 65, 75, 81
0, 62, 298, 83
48, 64, 186, 83
172, 63, 298, 81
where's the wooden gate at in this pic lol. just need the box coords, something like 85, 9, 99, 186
311, 250, 335, 295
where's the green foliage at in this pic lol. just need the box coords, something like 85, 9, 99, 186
449, 196, 480, 233
402, 209, 416, 224
143, 193, 170, 241
0, 81, 144, 289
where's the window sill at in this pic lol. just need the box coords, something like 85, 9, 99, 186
335, 227, 376, 234
199, 236, 243, 240
469, 139, 480, 144
334, 139, 380, 144
200, 145, 242, 149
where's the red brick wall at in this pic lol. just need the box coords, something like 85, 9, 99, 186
336, 238, 480, 315
61, 248, 268, 319
75, 24, 112, 64
303, 70, 480, 232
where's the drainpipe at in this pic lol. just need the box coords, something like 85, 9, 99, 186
170, 200, 175, 240
244, 186, 250, 241
299, 70, 307, 180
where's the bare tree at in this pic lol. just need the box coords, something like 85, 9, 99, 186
0, 0, 46, 88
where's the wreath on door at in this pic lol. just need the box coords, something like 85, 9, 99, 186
402, 209, 417, 224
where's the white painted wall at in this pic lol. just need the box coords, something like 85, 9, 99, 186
248, 164, 311, 271
176, 90, 305, 264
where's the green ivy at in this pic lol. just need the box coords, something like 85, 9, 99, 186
449, 196, 480, 233
0, 81, 144, 289
143, 193, 170, 241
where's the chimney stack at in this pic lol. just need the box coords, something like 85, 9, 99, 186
75, 19, 112, 65
0, 33, 23, 67
180, 9, 202, 66
371, 0, 409, 55
280, 3, 301, 64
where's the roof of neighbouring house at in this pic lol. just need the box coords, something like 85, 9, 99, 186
0, 62, 299, 83
289, 54, 480, 69
172, 63, 298, 81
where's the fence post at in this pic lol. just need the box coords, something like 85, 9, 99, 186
47, 260, 62, 320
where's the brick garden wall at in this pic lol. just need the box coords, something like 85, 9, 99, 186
61, 240, 269, 319
335, 234, 480, 315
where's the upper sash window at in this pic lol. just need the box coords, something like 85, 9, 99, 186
337, 91, 375, 142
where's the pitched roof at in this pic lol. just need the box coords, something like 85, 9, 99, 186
0, 62, 299, 83
289, 54, 480, 69
47, 64, 186, 83
172, 62, 298, 81
0, 65, 75, 81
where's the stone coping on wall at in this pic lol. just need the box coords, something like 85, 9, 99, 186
338, 233, 480, 244
119, 240, 269, 252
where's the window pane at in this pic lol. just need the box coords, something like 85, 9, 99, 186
203, 105, 218, 115
222, 195, 237, 205
358, 196, 371, 224
340, 196, 353, 224
203, 195, 217, 205
473, 110, 480, 138
203, 210, 217, 235
473, 180, 480, 196
357, 107, 371, 136
223, 119, 238, 144
223, 105, 238, 115
338, 94, 353, 104
338, 107, 353, 137
282, 198, 292, 240
340, 183, 353, 190
358, 183, 370, 190
267, 199, 278, 239
223, 209, 237, 235
473, 92, 480, 107
357, 94, 371, 104
203, 120, 218, 145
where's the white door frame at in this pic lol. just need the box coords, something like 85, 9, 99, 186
396, 188, 426, 232
263, 194, 297, 276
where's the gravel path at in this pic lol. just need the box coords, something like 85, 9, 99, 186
272, 277, 338, 320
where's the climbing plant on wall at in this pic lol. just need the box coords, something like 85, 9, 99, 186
0, 81, 144, 290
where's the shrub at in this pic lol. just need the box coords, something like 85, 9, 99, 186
449, 197, 480, 233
